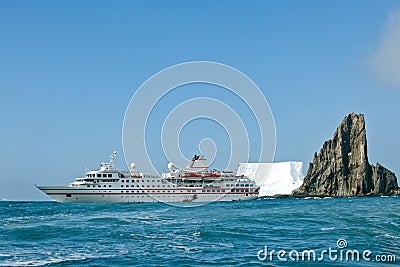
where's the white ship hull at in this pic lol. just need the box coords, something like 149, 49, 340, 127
37, 186, 258, 203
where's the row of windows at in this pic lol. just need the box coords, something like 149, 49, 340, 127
117, 189, 248, 193
121, 179, 163, 183
232, 189, 251, 192
73, 190, 252, 195
121, 184, 172, 188
226, 184, 251, 187
119, 179, 250, 187
115, 190, 250, 194
120, 190, 177, 193
132, 188, 252, 193
85, 184, 253, 190
87, 173, 114, 178
91, 179, 118, 183
201, 189, 226, 192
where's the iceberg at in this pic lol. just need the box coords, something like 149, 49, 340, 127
237, 162, 304, 196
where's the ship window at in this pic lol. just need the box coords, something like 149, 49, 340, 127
98, 185, 101, 188
102, 174, 106, 177
87, 185, 90, 188
97, 174, 101, 177
66, 194, 71, 197
108, 174, 112, 177
121, 180, 124, 182
109, 185, 112, 187
212, 190, 215, 192
121, 185, 124, 187
103, 185, 106, 187
187, 190, 191, 192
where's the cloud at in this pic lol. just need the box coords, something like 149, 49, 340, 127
369, 9, 400, 87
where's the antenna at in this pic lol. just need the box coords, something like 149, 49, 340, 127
109, 151, 117, 170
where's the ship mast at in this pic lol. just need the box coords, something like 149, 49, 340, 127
109, 151, 117, 170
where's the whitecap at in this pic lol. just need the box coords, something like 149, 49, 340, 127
192, 231, 201, 237
384, 233, 400, 239
218, 243, 234, 248
169, 245, 201, 252
320, 227, 335, 231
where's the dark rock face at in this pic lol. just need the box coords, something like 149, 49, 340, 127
371, 163, 398, 195
293, 112, 399, 197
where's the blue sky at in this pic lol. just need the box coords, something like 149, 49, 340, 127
1, 1, 399, 200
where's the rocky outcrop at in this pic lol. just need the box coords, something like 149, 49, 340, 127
292, 112, 399, 197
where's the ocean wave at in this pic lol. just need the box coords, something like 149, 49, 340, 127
320, 227, 335, 231
1, 197, 399, 266
168, 244, 202, 252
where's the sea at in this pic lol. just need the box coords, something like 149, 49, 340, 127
0, 197, 399, 266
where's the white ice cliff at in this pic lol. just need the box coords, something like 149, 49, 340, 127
237, 162, 304, 196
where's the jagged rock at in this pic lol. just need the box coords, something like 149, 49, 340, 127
371, 163, 398, 195
293, 112, 399, 197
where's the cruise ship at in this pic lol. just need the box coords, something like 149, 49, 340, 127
36, 152, 259, 203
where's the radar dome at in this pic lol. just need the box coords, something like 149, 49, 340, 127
129, 162, 136, 171
167, 162, 174, 170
